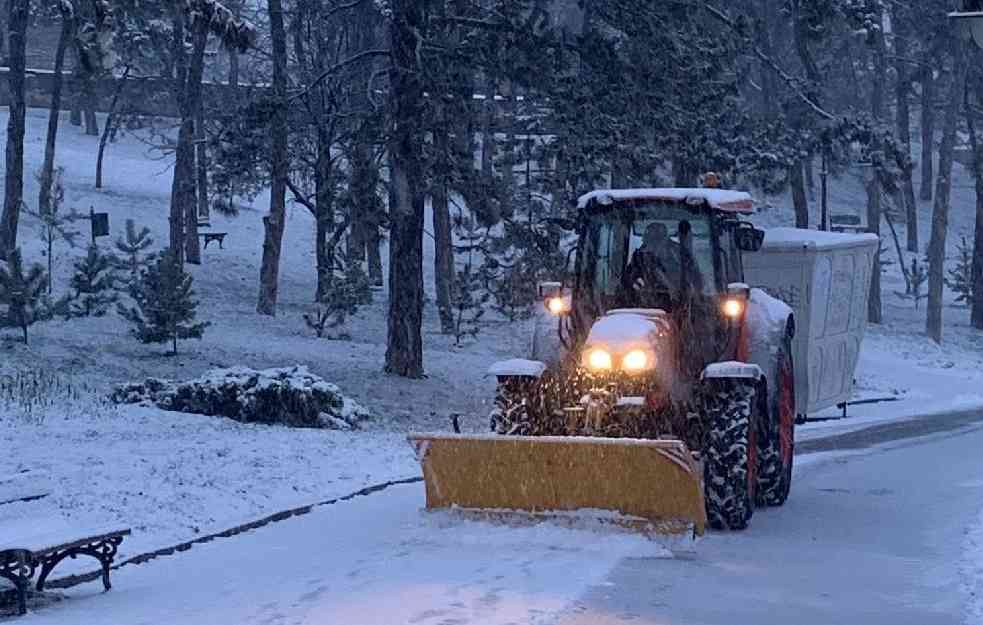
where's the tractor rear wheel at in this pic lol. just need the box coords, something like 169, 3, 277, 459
702, 379, 757, 531
756, 337, 796, 506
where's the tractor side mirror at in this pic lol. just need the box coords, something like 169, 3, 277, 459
735, 225, 766, 252
538, 281, 562, 299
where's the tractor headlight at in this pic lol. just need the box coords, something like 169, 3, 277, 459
546, 296, 568, 315
723, 298, 745, 319
622, 350, 651, 372
588, 349, 613, 371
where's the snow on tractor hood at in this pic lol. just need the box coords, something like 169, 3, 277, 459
585, 309, 667, 353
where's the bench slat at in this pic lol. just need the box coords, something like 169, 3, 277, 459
0, 527, 130, 555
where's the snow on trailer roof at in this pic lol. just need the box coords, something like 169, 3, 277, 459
577, 188, 755, 214
760, 227, 880, 251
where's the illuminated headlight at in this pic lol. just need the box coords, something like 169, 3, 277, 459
546, 297, 568, 315
622, 350, 651, 372
588, 349, 613, 371
723, 298, 745, 319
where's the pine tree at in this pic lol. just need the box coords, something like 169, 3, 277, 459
303, 260, 369, 339
896, 256, 929, 310
451, 262, 489, 347
0, 249, 49, 344
25, 167, 85, 294
69, 244, 118, 317
945, 236, 974, 306
114, 219, 155, 287
118, 249, 209, 355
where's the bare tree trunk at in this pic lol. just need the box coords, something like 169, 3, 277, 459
349, 121, 383, 285
789, 161, 809, 228
0, 0, 28, 258
433, 113, 455, 334
314, 128, 333, 301
39, 4, 75, 217
479, 72, 499, 225
920, 63, 936, 202
257, 0, 289, 315
966, 70, 983, 330
168, 4, 189, 264
183, 18, 208, 265
865, 174, 883, 324
83, 83, 99, 136
927, 39, 968, 344
385, 0, 427, 378
0, 0, 7, 63
195, 96, 210, 227
866, 14, 888, 325
755, 0, 778, 119
366, 227, 382, 286
229, 47, 239, 89
894, 27, 918, 253
96, 67, 129, 189
70, 46, 83, 127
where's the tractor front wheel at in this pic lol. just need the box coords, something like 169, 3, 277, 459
702, 378, 757, 531
490, 377, 536, 435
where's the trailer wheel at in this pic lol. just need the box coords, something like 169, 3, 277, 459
757, 334, 796, 506
490, 377, 536, 435
702, 379, 757, 530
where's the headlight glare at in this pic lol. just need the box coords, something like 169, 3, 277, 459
588, 349, 613, 371
723, 298, 744, 319
546, 297, 568, 315
622, 350, 650, 372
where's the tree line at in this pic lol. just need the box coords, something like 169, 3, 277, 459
2, 0, 983, 378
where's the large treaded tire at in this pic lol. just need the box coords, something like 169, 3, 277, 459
756, 333, 796, 507
490, 377, 535, 435
702, 379, 757, 531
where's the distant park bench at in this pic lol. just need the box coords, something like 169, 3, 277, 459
830, 214, 868, 234
0, 525, 130, 615
198, 232, 228, 250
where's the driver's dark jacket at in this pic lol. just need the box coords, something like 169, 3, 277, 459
620, 245, 704, 308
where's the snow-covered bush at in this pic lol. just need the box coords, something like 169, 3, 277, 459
111, 365, 372, 430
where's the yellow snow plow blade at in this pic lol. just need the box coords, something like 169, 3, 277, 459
407, 434, 706, 536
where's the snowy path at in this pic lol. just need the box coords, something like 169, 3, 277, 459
556, 423, 983, 625
15, 481, 667, 625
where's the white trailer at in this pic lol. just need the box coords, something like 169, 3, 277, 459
743, 228, 879, 416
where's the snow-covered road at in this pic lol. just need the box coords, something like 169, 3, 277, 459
12, 419, 983, 624
15, 482, 668, 625
557, 423, 983, 625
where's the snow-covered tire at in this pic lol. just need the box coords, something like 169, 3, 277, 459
756, 331, 796, 507
702, 379, 757, 531
490, 377, 536, 435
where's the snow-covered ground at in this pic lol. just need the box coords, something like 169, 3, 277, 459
3, 107, 983, 621
0, 404, 418, 568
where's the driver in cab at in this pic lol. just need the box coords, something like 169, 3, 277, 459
620, 221, 703, 309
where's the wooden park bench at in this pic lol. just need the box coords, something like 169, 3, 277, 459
0, 525, 130, 615
830, 214, 868, 234
198, 231, 229, 250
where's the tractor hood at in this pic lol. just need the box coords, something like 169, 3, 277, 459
584, 309, 667, 354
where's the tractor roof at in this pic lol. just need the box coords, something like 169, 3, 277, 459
577, 188, 755, 214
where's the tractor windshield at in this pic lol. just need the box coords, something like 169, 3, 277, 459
580, 201, 724, 312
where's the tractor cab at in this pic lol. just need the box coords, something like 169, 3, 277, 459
573, 188, 761, 317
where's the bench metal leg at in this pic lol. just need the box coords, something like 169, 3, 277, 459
1, 550, 35, 615
35, 536, 124, 593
